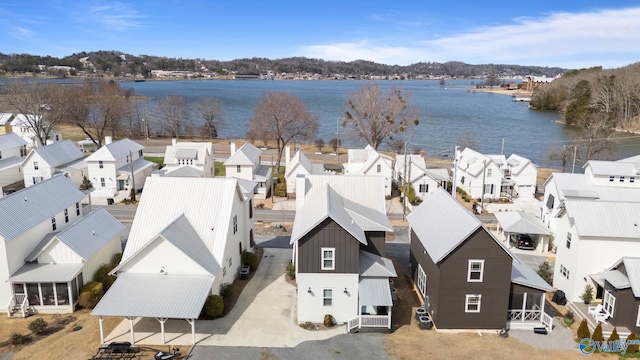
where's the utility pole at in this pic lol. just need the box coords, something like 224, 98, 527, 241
143, 107, 149, 146
571, 145, 577, 174
402, 141, 408, 221
480, 159, 486, 212
271, 154, 275, 203
501, 138, 504, 155
452, 146, 459, 199
336, 118, 340, 163
129, 151, 136, 202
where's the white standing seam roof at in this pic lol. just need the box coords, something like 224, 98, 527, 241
457, 148, 495, 177
407, 188, 482, 264
0, 156, 24, 171
359, 251, 397, 277
27, 140, 83, 168
507, 154, 536, 175
423, 168, 450, 182
599, 270, 631, 290
0, 132, 27, 151
86, 138, 144, 162
0, 176, 86, 240
121, 177, 240, 267
91, 273, 214, 318
564, 200, 640, 238
547, 172, 640, 203
607, 257, 640, 297
511, 259, 553, 292
235, 178, 257, 196
285, 150, 325, 178
618, 155, 640, 163
302, 175, 386, 213
58, 158, 88, 173
25, 208, 124, 262
345, 145, 392, 175
359, 278, 393, 306
164, 142, 213, 165
164, 166, 205, 178
174, 148, 198, 159
224, 143, 261, 166
9, 263, 83, 283
585, 160, 640, 177
494, 211, 552, 235
117, 157, 156, 174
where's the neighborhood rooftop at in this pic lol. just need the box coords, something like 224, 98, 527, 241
223, 143, 261, 166
27, 140, 84, 167
0, 132, 27, 151
564, 199, 640, 238
87, 138, 144, 161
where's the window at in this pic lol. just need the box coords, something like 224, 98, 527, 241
323, 289, 332, 306
376, 164, 381, 173
620, 176, 625, 182
126, 155, 130, 163
51, 216, 56, 231
228, 256, 232, 267
487, 169, 492, 177
76, 202, 80, 216
566, 233, 572, 249
249, 200, 253, 218
631, 177, 636, 183
0, 151, 2, 159
100, 177, 105, 187
99, 161, 103, 169
560, 264, 570, 279
237, 165, 241, 173
465, 294, 481, 313
636, 305, 640, 327
546, 194, 555, 210
603, 291, 616, 316
419, 184, 428, 193
609, 176, 615, 182
139, 150, 143, 157
34, 161, 39, 170
417, 264, 427, 297
461, 176, 465, 184
484, 184, 493, 194
20, 145, 27, 157
232, 215, 238, 234
321, 248, 335, 270
64, 209, 69, 223
467, 260, 484, 282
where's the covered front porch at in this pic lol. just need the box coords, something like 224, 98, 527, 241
508, 260, 554, 330
348, 278, 393, 331
567, 301, 631, 338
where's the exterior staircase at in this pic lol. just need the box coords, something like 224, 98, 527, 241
6, 295, 29, 318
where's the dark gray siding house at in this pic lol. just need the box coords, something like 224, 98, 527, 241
599, 257, 640, 334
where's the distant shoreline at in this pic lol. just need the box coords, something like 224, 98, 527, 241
474, 88, 521, 96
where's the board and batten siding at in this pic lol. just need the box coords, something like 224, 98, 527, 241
298, 218, 360, 274
82, 235, 122, 285
38, 239, 83, 264
297, 273, 359, 323
119, 237, 211, 276
362, 231, 386, 257
410, 229, 441, 323
605, 282, 640, 333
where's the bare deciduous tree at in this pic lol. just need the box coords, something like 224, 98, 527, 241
195, 98, 224, 138
248, 91, 319, 170
343, 84, 420, 150
314, 138, 325, 153
457, 131, 477, 150
156, 95, 189, 138
329, 138, 339, 153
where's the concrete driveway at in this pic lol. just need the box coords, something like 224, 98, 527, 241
103, 248, 345, 347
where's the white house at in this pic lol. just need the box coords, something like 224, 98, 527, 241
0, 113, 62, 148
77, 139, 99, 153
86, 137, 155, 197
163, 139, 215, 178
290, 175, 395, 328
395, 154, 449, 200
343, 145, 393, 196
454, 148, 504, 200
0, 133, 28, 189
91, 177, 256, 344
224, 142, 272, 199
506, 154, 538, 197
284, 147, 326, 195
0, 176, 93, 315
22, 140, 87, 188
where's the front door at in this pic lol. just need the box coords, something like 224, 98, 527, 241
118, 180, 125, 190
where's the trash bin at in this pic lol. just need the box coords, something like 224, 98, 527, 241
391, 287, 398, 301
419, 315, 432, 330
107, 198, 114, 205
415, 307, 427, 320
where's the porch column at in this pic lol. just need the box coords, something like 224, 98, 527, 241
388, 307, 391, 329
67, 282, 74, 311
157, 318, 167, 344
127, 317, 136, 344
99, 316, 104, 344
540, 293, 545, 322
521, 293, 527, 322
186, 319, 196, 344
358, 302, 362, 329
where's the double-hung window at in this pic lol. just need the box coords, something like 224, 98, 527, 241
236, 165, 241, 173
323, 289, 333, 306
467, 260, 484, 282
465, 294, 481, 313
76, 202, 80, 216
419, 184, 428, 193
64, 209, 69, 223
100, 177, 105, 187
99, 161, 103, 169
233, 215, 238, 234
603, 291, 616, 316
376, 164, 381, 173
417, 264, 427, 297
560, 264, 570, 279
34, 161, 39, 170
566, 233, 572, 249
51, 216, 56, 231
321, 248, 335, 270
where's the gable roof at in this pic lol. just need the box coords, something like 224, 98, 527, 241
494, 211, 552, 235
511, 258, 553, 291
0, 132, 27, 151
408, 188, 512, 264
345, 145, 392, 175
285, 150, 324, 178
27, 140, 83, 167
0, 176, 85, 240
0, 113, 42, 127
86, 138, 144, 162
224, 143, 261, 166
584, 160, 640, 177
507, 154, 537, 175
457, 147, 498, 177
564, 200, 640, 238
164, 166, 204, 178
164, 142, 213, 165
607, 257, 640, 297
26, 208, 124, 261
300, 175, 386, 213
359, 250, 397, 277
121, 177, 242, 265
546, 172, 640, 203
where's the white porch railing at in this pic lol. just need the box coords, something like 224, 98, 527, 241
6, 294, 28, 318
7, 297, 15, 318
508, 309, 541, 321
347, 316, 360, 331
542, 313, 554, 332
347, 314, 391, 331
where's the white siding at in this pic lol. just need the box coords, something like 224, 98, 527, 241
286, 164, 310, 194
413, 177, 440, 200
297, 273, 359, 323
226, 164, 254, 182
456, 162, 503, 200
87, 161, 118, 196
82, 235, 122, 284
22, 152, 54, 187
38, 239, 83, 264
511, 164, 537, 197
362, 158, 393, 196
119, 238, 211, 275
0, 166, 23, 188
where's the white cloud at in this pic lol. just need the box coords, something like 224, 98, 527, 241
300, 7, 640, 68
86, 1, 145, 31
13, 27, 34, 40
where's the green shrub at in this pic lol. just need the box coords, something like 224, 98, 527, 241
28, 318, 48, 335
241, 251, 258, 270
627, 333, 639, 353
564, 310, 574, 320
79, 281, 104, 309
275, 182, 287, 197
93, 263, 117, 291
464, 198, 470, 202
537, 261, 553, 285
402, 184, 416, 204
286, 262, 296, 280
204, 295, 224, 318
607, 327, 619, 343
591, 323, 604, 342
10, 333, 29, 346
577, 319, 590, 340
220, 283, 234, 298
111, 253, 122, 266
580, 284, 594, 304
79, 176, 93, 190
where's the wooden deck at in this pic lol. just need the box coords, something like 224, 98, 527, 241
567, 301, 631, 338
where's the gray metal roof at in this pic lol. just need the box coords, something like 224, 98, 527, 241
562, 189, 599, 199
407, 188, 482, 264
494, 211, 552, 235
9, 263, 83, 282
301, 175, 386, 213
165, 166, 204, 178
0, 156, 23, 171
0, 132, 27, 151
235, 178, 257, 195
622, 258, 640, 297
0, 176, 86, 240
506, 154, 536, 175
25, 232, 58, 262
599, 270, 631, 290
359, 278, 393, 306
26, 208, 124, 262
585, 160, 640, 176
343, 198, 393, 232
224, 143, 261, 166
117, 157, 156, 174
564, 200, 640, 238
30, 140, 83, 168
285, 150, 325, 178
359, 251, 397, 277
549, 172, 640, 203
91, 273, 213, 318
87, 138, 144, 162
164, 142, 212, 166
174, 148, 198, 159
511, 259, 553, 292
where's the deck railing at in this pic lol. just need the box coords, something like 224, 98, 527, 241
508, 309, 541, 321
346, 314, 391, 331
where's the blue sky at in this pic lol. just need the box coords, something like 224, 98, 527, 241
2, 1, 640, 69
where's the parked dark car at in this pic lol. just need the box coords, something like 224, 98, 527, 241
510, 233, 535, 250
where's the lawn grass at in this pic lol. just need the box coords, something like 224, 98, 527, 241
145, 156, 165, 169
214, 162, 225, 176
